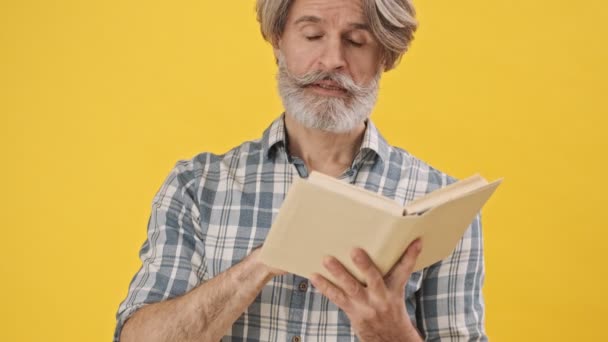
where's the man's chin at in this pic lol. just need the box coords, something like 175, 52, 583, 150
287, 111, 364, 134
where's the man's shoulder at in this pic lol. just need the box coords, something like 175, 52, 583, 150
169, 136, 267, 185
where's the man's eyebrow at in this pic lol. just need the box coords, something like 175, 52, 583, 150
349, 22, 371, 31
294, 15, 322, 25
293, 16, 370, 31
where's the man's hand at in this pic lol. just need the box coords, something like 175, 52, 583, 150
310, 239, 423, 342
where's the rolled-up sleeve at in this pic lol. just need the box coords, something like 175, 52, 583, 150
416, 214, 487, 341
114, 162, 208, 341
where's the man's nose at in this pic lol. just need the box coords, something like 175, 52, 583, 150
318, 37, 346, 72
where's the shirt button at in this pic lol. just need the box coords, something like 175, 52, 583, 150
292, 336, 301, 342
298, 281, 308, 292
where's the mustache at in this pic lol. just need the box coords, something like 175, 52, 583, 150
280, 65, 378, 98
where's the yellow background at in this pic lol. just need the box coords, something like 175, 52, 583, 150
1, 0, 606, 341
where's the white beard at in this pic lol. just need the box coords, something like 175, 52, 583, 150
276, 55, 381, 133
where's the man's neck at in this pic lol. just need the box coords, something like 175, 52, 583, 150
284, 113, 366, 178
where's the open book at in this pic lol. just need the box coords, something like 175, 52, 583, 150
259, 172, 502, 284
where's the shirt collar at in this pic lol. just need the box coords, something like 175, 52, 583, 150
356, 118, 390, 166
262, 114, 391, 165
262, 114, 288, 159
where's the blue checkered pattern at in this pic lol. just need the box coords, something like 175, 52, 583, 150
115, 115, 487, 341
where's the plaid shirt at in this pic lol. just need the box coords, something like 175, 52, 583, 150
115, 115, 487, 341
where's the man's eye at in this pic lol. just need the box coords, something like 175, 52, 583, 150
306, 35, 322, 41
347, 39, 364, 47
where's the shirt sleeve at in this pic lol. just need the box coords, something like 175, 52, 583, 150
416, 214, 488, 341
113, 162, 208, 341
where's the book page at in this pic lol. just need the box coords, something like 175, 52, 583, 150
260, 173, 502, 284
260, 177, 404, 284
403, 174, 489, 215
308, 171, 403, 216
400, 179, 502, 270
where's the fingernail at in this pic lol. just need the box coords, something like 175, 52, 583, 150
351, 248, 364, 262
354, 253, 364, 263
414, 239, 422, 252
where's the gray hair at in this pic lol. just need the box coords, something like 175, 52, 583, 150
256, 0, 418, 70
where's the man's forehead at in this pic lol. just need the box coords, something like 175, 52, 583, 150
288, 0, 368, 28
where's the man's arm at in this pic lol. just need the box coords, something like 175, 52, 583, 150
114, 161, 282, 341
120, 248, 281, 342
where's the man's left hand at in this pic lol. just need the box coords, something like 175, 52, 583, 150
310, 239, 423, 342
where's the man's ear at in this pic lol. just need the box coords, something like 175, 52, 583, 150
272, 39, 282, 65
378, 52, 392, 72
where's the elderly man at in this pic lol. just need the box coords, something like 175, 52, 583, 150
115, 0, 486, 341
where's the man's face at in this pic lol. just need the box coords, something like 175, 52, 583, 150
276, 0, 384, 133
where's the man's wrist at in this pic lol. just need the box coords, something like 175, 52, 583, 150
401, 322, 423, 342
358, 319, 422, 342
232, 248, 275, 284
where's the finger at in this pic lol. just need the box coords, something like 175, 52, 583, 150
387, 239, 422, 291
351, 248, 386, 293
322, 256, 365, 300
310, 273, 353, 311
